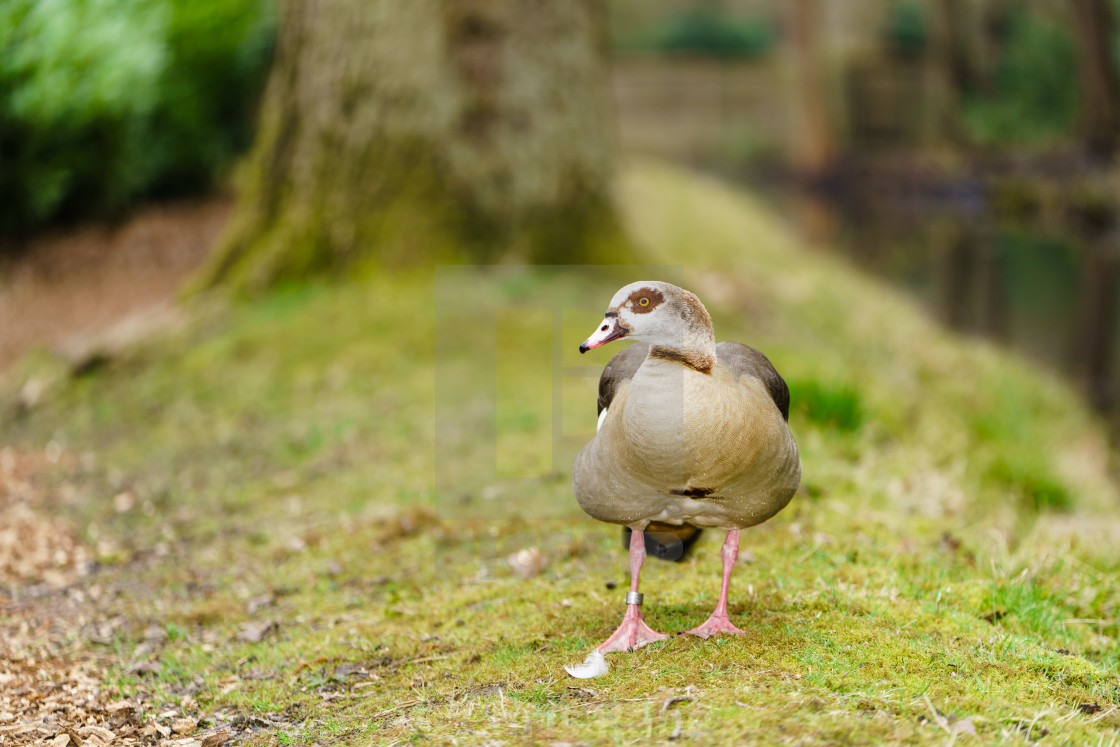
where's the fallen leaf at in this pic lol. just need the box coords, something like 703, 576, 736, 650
242, 667, 275, 680
940, 531, 961, 552
235, 620, 277, 643
127, 660, 162, 676
172, 717, 198, 734
507, 547, 544, 579
378, 508, 440, 542
80, 726, 115, 742
201, 729, 232, 747
246, 595, 274, 615
142, 624, 168, 643
113, 491, 135, 513
951, 717, 977, 736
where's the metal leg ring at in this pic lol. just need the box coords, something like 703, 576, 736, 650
625, 591, 644, 606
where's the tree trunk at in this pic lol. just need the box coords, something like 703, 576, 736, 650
1078, 234, 1119, 412
930, 0, 983, 143
787, 0, 834, 177
940, 229, 972, 330
195, 0, 625, 293
1070, 0, 1120, 158
938, 0, 983, 96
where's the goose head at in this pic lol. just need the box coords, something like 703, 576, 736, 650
579, 281, 715, 355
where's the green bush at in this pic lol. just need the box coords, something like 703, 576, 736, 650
886, 0, 927, 56
0, 0, 274, 235
639, 4, 774, 59
962, 7, 1078, 144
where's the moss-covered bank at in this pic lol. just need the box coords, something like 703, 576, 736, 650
4, 161, 1119, 744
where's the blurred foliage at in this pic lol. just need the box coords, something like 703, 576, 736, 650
624, 3, 774, 59
962, 6, 1079, 144
885, 0, 928, 56
987, 455, 1073, 511
788, 377, 864, 433
0, 0, 274, 235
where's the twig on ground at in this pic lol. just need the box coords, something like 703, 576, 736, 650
661, 696, 692, 715
374, 699, 423, 719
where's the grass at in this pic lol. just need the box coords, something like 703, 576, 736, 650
4, 160, 1120, 745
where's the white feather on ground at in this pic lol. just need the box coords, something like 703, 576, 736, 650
564, 651, 609, 679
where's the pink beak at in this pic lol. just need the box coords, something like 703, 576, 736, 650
579, 314, 627, 353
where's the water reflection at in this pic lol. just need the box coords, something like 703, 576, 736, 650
788, 187, 1120, 435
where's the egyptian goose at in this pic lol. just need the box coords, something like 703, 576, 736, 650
565, 281, 800, 677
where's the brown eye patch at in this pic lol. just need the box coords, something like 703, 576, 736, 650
627, 287, 664, 314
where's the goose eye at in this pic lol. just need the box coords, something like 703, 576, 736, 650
639, 297, 650, 307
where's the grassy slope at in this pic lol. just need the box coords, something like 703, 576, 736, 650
5, 161, 1120, 745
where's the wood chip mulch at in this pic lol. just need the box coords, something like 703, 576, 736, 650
0, 450, 238, 746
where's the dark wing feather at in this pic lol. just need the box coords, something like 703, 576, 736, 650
597, 343, 649, 416
716, 341, 790, 421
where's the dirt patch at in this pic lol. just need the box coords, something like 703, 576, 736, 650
0, 197, 230, 372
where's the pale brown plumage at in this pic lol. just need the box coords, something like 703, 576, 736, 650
573, 289, 800, 533
574, 341, 799, 529
566, 281, 800, 675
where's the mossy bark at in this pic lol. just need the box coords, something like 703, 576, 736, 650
195, 0, 627, 294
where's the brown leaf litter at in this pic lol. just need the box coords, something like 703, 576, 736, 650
0, 449, 261, 746
0, 616, 235, 746
0, 449, 89, 589
234, 620, 278, 644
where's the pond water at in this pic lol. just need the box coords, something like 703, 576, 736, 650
775, 184, 1120, 436
609, 57, 1120, 437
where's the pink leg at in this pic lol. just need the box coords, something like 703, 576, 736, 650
597, 529, 669, 653
686, 530, 746, 638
